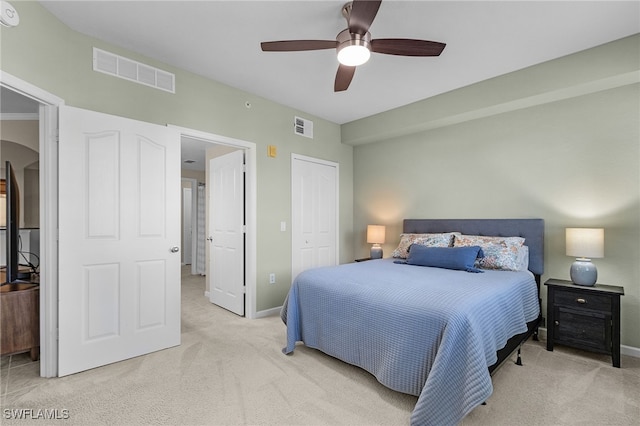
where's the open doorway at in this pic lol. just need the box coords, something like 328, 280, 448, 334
179, 131, 256, 318
1, 73, 63, 378
1, 88, 41, 366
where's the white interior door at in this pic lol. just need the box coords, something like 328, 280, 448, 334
291, 155, 338, 282
208, 150, 245, 316
58, 106, 181, 376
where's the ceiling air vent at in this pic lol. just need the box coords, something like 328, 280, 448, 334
294, 116, 313, 139
93, 47, 175, 94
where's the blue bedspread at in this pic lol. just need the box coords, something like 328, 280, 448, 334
281, 258, 540, 426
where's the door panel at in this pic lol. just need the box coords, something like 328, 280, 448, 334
58, 106, 180, 376
208, 150, 245, 316
291, 156, 338, 282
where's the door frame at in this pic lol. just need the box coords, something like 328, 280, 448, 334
169, 125, 257, 319
1, 71, 64, 377
291, 153, 340, 281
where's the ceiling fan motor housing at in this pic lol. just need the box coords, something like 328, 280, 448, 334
336, 29, 371, 66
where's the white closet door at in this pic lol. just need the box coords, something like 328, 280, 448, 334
291, 155, 338, 283
58, 106, 181, 376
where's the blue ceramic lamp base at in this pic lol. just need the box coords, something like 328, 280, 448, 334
370, 244, 383, 259
570, 258, 597, 286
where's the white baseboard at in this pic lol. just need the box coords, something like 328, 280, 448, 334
537, 327, 639, 358
537, 327, 547, 341
202, 293, 280, 319
255, 306, 282, 318
621, 344, 640, 358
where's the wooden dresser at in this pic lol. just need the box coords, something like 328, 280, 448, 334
1, 275, 40, 361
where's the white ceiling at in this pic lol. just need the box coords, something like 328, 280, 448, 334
37, 1, 640, 125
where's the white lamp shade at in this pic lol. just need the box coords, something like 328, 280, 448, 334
366, 225, 385, 244
566, 228, 604, 259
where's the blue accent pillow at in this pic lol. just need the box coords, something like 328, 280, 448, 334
401, 245, 484, 273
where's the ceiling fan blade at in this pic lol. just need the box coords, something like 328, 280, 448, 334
261, 40, 337, 52
334, 64, 356, 92
371, 39, 446, 56
348, 0, 382, 35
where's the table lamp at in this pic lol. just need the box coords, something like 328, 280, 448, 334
367, 225, 385, 259
566, 228, 604, 286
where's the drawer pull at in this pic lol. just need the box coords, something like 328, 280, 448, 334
576, 298, 587, 304
554, 320, 559, 326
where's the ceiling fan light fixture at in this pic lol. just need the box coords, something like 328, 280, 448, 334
336, 29, 371, 66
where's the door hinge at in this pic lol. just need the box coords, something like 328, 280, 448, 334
242, 164, 247, 173
242, 225, 247, 233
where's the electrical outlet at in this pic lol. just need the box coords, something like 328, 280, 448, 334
269, 273, 276, 284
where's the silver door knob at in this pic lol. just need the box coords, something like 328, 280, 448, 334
170, 246, 180, 253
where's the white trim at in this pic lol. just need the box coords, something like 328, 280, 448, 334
0, 71, 64, 106
291, 153, 339, 169
621, 344, 640, 359
255, 306, 282, 319
537, 327, 547, 341
1, 70, 64, 378
291, 153, 340, 274
169, 125, 257, 319
38, 104, 59, 378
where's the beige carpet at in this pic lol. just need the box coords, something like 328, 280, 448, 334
1, 268, 639, 425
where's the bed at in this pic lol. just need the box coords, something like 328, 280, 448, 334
281, 219, 544, 426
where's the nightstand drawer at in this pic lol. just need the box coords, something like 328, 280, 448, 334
554, 291, 611, 312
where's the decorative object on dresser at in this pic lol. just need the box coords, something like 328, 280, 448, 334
566, 227, 604, 286
545, 278, 624, 367
366, 224, 385, 259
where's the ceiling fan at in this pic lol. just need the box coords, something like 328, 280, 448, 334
260, 0, 446, 92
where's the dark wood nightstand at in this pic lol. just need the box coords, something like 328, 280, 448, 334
544, 278, 624, 367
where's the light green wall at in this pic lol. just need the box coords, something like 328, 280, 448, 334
0, 2, 354, 312
350, 35, 640, 348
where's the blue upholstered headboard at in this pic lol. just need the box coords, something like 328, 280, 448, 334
402, 219, 545, 277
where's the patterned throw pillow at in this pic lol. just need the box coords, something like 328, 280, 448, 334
453, 234, 526, 271
391, 233, 458, 259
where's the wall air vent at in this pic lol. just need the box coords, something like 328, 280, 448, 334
294, 116, 313, 139
93, 47, 175, 94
